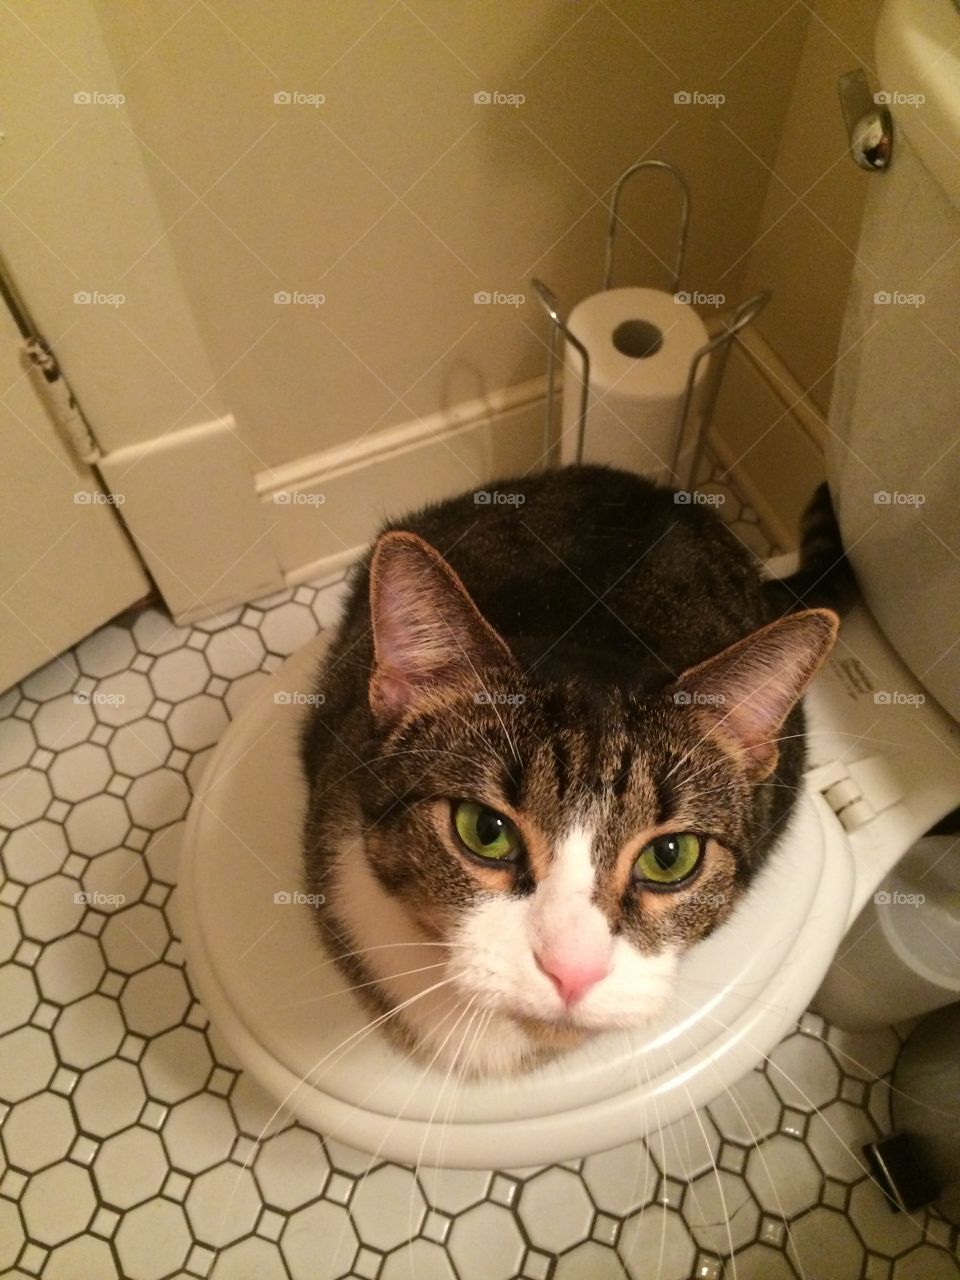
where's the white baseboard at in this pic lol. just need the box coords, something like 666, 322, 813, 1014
99, 415, 285, 624
256, 377, 553, 585
102, 342, 823, 619
707, 328, 827, 549
261, 330, 824, 586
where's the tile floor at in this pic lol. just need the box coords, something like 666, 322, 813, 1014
1, 461, 958, 1280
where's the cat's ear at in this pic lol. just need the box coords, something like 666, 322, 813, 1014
368, 531, 515, 724
669, 609, 839, 779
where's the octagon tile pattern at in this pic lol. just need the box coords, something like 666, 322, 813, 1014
0, 462, 957, 1278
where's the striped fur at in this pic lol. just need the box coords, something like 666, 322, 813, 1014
300, 467, 838, 1076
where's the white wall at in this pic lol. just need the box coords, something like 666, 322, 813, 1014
709, 0, 884, 543
91, 0, 808, 469
0, 0, 226, 453
3, 0, 882, 608
742, 0, 883, 415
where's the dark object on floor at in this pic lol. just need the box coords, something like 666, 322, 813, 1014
866, 1002, 960, 1223
863, 1132, 941, 1213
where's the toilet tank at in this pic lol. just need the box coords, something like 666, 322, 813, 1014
826, 0, 960, 724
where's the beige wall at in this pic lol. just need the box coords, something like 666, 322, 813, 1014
3, 0, 886, 573
743, 0, 883, 415
91, 0, 811, 470
0, 0, 227, 454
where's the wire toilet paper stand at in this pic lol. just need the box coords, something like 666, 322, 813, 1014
532, 159, 770, 487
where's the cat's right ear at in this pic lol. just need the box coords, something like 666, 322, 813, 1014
368, 532, 515, 725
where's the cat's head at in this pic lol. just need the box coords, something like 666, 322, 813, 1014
349, 531, 837, 1066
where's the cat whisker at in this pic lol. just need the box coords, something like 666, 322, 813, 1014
695, 771, 802, 789
276, 960, 449, 1009
291, 939, 475, 987
328, 988, 480, 1267
704, 1064, 807, 1278
792, 1020, 958, 1126
216, 975, 457, 1247
240, 973, 463, 1178
297, 470, 850, 1113
660, 759, 732, 794
430, 1005, 492, 1182
668, 1030, 746, 1275
664, 726, 818, 795
442, 625, 523, 768
314, 521, 483, 691
801, 728, 906, 750
315, 707, 504, 837
633, 1030, 673, 1280
662, 655, 819, 784
443, 703, 513, 774
683, 1000, 893, 1188
410, 994, 482, 1237
312, 746, 485, 804
616, 1022, 808, 1278
617, 1027, 662, 1225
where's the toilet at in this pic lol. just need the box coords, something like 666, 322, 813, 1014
178, 0, 960, 1167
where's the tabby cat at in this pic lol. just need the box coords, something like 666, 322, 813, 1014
300, 466, 850, 1076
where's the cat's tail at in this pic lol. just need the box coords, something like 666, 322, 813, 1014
764, 481, 860, 617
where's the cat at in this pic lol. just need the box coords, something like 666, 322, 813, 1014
299, 466, 852, 1077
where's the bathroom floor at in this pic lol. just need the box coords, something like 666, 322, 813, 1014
1, 458, 957, 1280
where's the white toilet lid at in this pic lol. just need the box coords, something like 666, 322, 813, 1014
179, 636, 855, 1167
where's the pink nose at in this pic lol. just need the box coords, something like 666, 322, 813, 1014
535, 951, 610, 1005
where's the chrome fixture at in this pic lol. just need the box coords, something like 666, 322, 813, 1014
839, 69, 894, 171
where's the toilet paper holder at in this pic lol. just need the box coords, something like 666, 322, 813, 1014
532, 159, 769, 484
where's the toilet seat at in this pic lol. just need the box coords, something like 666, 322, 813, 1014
179, 606, 960, 1167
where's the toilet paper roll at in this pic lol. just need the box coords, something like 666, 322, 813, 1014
559, 286, 711, 484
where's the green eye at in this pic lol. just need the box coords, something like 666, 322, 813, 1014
633, 833, 703, 886
453, 801, 521, 862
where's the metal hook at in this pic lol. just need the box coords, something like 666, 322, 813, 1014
533, 160, 769, 485
531, 278, 591, 465
671, 289, 771, 487
604, 160, 690, 294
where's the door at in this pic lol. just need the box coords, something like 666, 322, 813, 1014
0, 300, 151, 690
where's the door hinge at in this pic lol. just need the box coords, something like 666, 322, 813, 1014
22, 336, 101, 465
1, 252, 102, 466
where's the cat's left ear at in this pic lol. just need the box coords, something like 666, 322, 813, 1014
368, 531, 516, 725
668, 608, 839, 779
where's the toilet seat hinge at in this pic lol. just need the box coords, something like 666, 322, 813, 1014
806, 756, 906, 833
